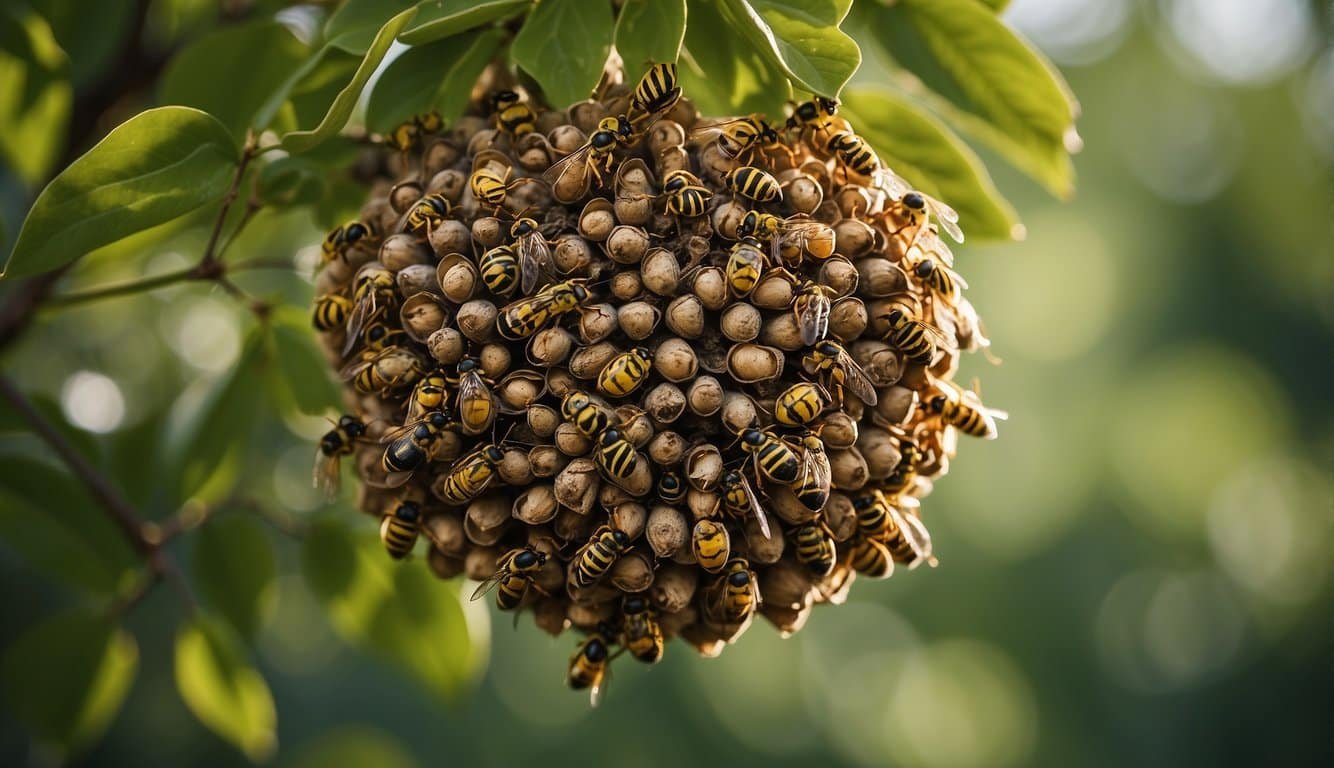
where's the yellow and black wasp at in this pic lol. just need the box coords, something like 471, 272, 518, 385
596, 347, 653, 398
387, 111, 442, 153
710, 557, 760, 623
909, 256, 968, 305
774, 381, 829, 427
786, 96, 840, 144
726, 237, 767, 298
342, 261, 397, 356
691, 114, 790, 165
404, 369, 449, 424
882, 438, 920, 494
792, 521, 837, 577
924, 382, 1005, 440
380, 411, 452, 487
620, 594, 664, 664
561, 391, 613, 438
450, 356, 497, 436
568, 524, 633, 590
801, 340, 878, 406
849, 536, 893, 579
715, 468, 772, 540
735, 211, 835, 266
881, 304, 951, 366
478, 244, 521, 297
469, 155, 540, 217
660, 169, 713, 218
470, 545, 548, 610
490, 90, 537, 137
321, 220, 376, 265
792, 279, 837, 346
438, 444, 506, 504
626, 62, 682, 138
339, 346, 426, 397
790, 429, 831, 512
313, 414, 366, 500
567, 621, 618, 706
877, 186, 964, 245
497, 279, 591, 339
542, 115, 633, 191
723, 165, 782, 204
594, 427, 638, 482
656, 470, 687, 505
380, 497, 422, 560
883, 497, 937, 569
403, 193, 455, 235
312, 292, 352, 332
507, 216, 553, 295
692, 517, 731, 573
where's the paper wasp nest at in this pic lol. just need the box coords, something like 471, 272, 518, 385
311, 64, 1003, 703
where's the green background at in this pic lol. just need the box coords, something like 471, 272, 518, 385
1, 1, 1330, 766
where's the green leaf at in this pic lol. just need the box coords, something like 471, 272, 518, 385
256, 156, 328, 209
287, 726, 418, 768
2, 107, 237, 279
269, 307, 341, 414
286, 49, 364, 129
867, 0, 1079, 198
175, 615, 277, 762
1, 610, 138, 755
720, 0, 860, 98
511, 0, 613, 108
842, 86, 1022, 241
398, 0, 530, 46
366, 28, 503, 133
282, 8, 417, 154
193, 516, 277, 641
324, 0, 416, 53
0, 456, 138, 594
615, 0, 686, 69
32, 0, 136, 88
681, 0, 790, 117
159, 21, 309, 140
168, 327, 268, 504
302, 517, 487, 702
976, 0, 1011, 11
0, 7, 71, 186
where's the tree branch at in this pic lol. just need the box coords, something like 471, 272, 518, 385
0, 375, 196, 612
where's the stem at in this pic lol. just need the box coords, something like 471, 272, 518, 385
44, 266, 199, 308
201, 134, 260, 269
0, 375, 196, 612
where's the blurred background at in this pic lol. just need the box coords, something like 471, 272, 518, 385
1, 0, 1331, 766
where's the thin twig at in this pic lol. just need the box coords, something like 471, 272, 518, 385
0, 375, 196, 612
44, 259, 294, 309
201, 133, 261, 269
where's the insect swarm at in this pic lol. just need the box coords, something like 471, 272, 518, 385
310, 62, 1003, 707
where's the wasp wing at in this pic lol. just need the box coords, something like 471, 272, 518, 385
835, 347, 879, 406
795, 291, 831, 346
739, 473, 772, 540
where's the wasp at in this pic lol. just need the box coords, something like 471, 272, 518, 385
661, 169, 713, 218
909, 257, 968, 305
312, 293, 352, 332
561, 391, 613, 438
715, 468, 772, 540
380, 498, 422, 560
737, 426, 801, 485
620, 595, 664, 664
567, 621, 618, 706
449, 357, 497, 436
825, 128, 881, 180
594, 427, 638, 482
542, 115, 633, 191
628, 62, 681, 123
882, 305, 950, 365
343, 262, 397, 356
380, 411, 452, 487
404, 369, 449, 424
403, 193, 455, 235
849, 536, 893, 579
736, 211, 835, 266
723, 165, 782, 204
802, 340, 878, 406
883, 499, 937, 569
471, 545, 548, 610
569, 524, 633, 590
497, 279, 591, 339
791, 430, 831, 512
438, 444, 506, 505
321, 220, 376, 264
339, 346, 426, 397
786, 96, 840, 144
469, 161, 538, 217
726, 238, 767, 298
774, 381, 828, 427
491, 90, 537, 137
711, 557, 760, 623
313, 414, 366, 500
792, 279, 837, 346
507, 216, 553, 295
879, 187, 964, 245
925, 384, 1005, 440
597, 347, 653, 398
657, 470, 687, 505
692, 518, 731, 573
883, 439, 920, 494
387, 111, 442, 153
853, 488, 897, 541
793, 521, 837, 577
691, 114, 789, 164
478, 244, 521, 297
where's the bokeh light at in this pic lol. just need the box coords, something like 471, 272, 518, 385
1004, 0, 1132, 65
162, 295, 242, 373
59, 370, 126, 433
1159, 0, 1318, 86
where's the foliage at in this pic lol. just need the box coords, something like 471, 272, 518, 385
0, 0, 1081, 762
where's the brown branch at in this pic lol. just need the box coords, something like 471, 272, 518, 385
0, 375, 196, 612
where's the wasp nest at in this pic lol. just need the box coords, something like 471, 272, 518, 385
312, 64, 1002, 702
